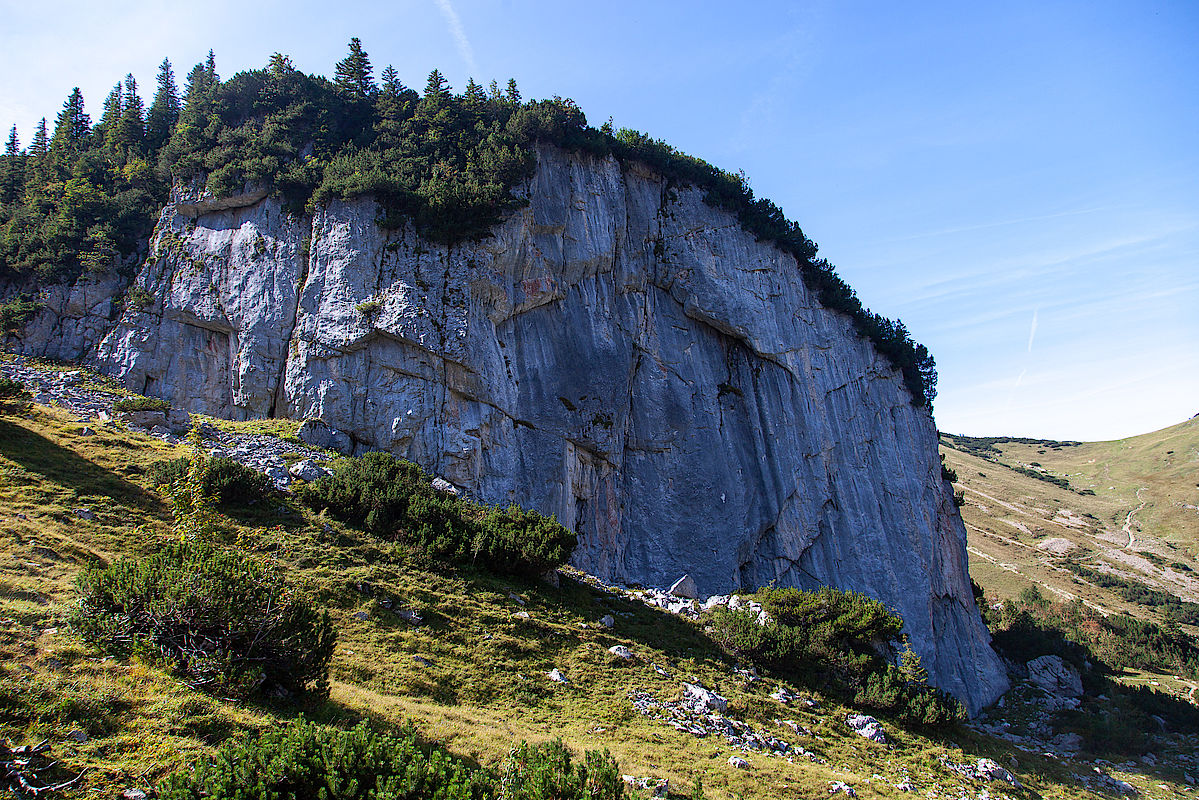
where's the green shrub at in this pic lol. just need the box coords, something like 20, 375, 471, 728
73, 540, 335, 698
149, 455, 275, 507
499, 739, 623, 800
126, 286, 154, 310
708, 587, 964, 725
158, 721, 629, 800
1059, 560, 1199, 625
159, 718, 491, 800
113, 395, 171, 412
296, 452, 576, 577
355, 299, 382, 315
939, 454, 957, 483
0, 376, 32, 410
0, 295, 41, 333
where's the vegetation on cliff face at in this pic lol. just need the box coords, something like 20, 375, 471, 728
0, 40, 936, 406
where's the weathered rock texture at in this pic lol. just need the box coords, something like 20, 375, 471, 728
8, 145, 1008, 712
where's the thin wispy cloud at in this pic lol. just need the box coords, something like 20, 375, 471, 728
433, 0, 479, 78
1026, 309, 1038, 352
1004, 368, 1027, 411
873, 206, 1123, 246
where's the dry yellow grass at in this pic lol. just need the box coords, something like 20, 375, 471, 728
0, 399, 1188, 797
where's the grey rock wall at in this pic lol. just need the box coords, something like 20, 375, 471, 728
8, 145, 1008, 712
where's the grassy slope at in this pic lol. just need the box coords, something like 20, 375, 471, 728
0, 400, 1187, 798
943, 417, 1199, 609
943, 418, 1199, 700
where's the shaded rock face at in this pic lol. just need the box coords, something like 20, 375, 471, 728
8, 145, 1007, 712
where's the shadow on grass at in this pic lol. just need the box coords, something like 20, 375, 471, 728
463, 568, 734, 670
0, 418, 160, 510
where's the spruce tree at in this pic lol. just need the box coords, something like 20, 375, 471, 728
26, 118, 49, 186
267, 53, 294, 78
464, 77, 486, 105
117, 74, 146, 159
334, 37, 375, 97
505, 78, 521, 105
183, 62, 209, 107
146, 58, 180, 155
97, 83, 123, 150
423, 69, 450, 102
380, 65, 402, 95
0, 126, 23, 203
50, 87, 90, 157
205, 50, 218, 83
30, 118, 48, 158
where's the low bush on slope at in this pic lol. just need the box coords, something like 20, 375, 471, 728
159, 719, 629, 800
148, 454, 275, 508
74, 539, 335, 698
709, 586, 965, 725
296, 451, 576, 577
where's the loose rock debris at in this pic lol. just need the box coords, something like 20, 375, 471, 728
628, 689, 824, 762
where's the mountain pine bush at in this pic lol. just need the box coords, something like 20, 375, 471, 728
112, 395, 170, 412
499, 739, 623, 800
148, 454, 275, 507
296, 451, 576, 577
709, 586, 964, 724
159, 720, 628, 800
159, 718, 491, 800
73, 540, 335, 697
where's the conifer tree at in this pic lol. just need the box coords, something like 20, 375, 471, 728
380, 65, 402, 95
116, 74, 146, 159
267, 52, 295, 78
0, 126, 23, 203
25, 118, 49, 186
97, 83, 123, 150
29, 118, 48, 158
505, 78, 521, 105
423, 69, 450, 102
488, 79, 501, 101
374, 66, 415, 150
145, 58, 180, 155
205, 50, 218, 83
50, 87, 90, 157
334, 37, 375, 97
464, 77, 486, 105
182, 63, 210, 107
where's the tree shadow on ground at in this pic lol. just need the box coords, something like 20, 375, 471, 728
0, 418, 159, 511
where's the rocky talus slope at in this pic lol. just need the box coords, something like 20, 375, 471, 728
7, 144, 1007, 712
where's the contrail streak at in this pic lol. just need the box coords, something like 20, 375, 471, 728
434, 0, 479, 78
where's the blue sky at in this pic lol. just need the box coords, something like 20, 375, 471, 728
2, 1, 1195, 440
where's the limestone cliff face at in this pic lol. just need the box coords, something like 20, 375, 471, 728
12, 145, 1008, 712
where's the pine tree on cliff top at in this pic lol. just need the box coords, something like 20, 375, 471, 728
50, 87, 90, 158
146, 58, 180, 155
0, 126, 23, 203
117, 74, 146, 157
335, 37, 376, 97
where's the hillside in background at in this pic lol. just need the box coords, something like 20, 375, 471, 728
943, 416, 1199, 700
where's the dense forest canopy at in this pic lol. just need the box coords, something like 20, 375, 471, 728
0, 40, 936, 406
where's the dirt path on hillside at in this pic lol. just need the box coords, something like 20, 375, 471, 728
965, 543, 1111, 615
1122, 487, 1147, 549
